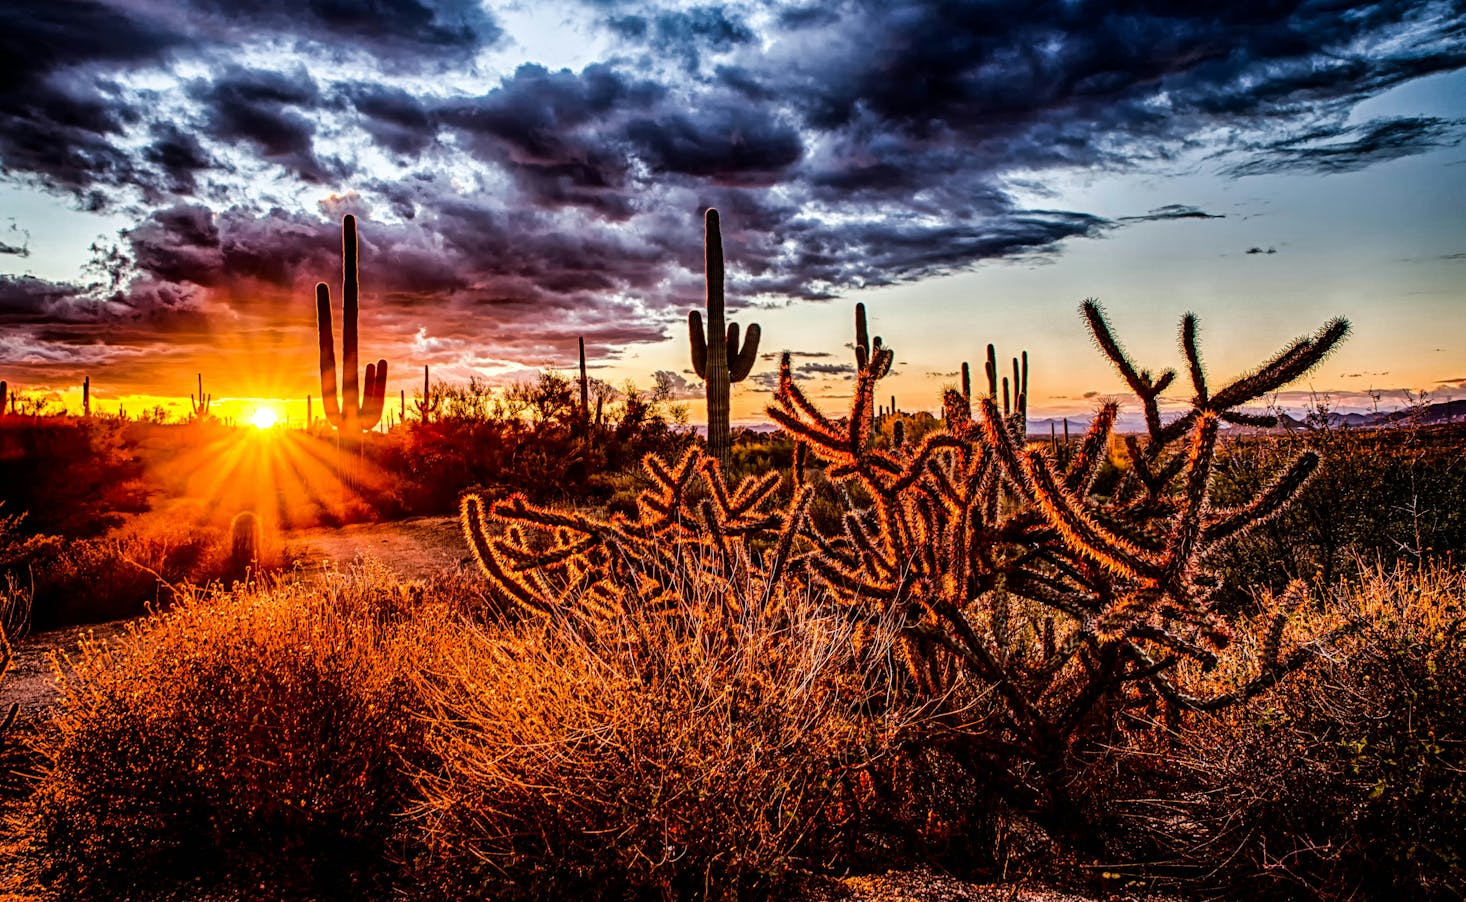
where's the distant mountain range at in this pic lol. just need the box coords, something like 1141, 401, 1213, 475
1029, 399, 1466, 436
724, 399, 1466, 438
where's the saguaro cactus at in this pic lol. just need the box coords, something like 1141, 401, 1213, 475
315, 214, 388, 434
688, 208, 760, 464
191, 373, 211, 420
0, 381, 6, 419
82, 376, 90, 418
413, 365, 439, 424
578, 337, 590, 429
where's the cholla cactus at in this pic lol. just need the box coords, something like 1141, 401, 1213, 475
768, 297, 1352, 830
688, 209, 760, 464
462, 283, 1355, 838
191, 373, 212, 420
462, 445, 807, 621
315, 214, 388, 434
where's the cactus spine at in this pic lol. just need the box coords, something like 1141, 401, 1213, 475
315, 214, 388, 434
191, 373, 211, 420
688, 208, 760, 464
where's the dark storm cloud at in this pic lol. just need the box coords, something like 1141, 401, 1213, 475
608, 5, 754, 70
1221, 116, 1464, 177
192, 66, 334, 183
343, 83, 439, 157
184, 0, 502, 62
143, 124, 214, 197
437, 63, 663, 215
626, 105, 803, 181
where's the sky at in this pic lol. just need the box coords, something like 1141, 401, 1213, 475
1, 0, 1464, 427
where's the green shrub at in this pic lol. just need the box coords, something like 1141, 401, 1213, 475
29, 567, 431, 897
1118, 564, 1466, 898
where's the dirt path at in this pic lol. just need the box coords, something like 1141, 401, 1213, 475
1, 516, 474, 724
284, 514, 471, 581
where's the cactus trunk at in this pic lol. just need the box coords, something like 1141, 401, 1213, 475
82, 376, 90, 418
688, 209, 760, 465
578, 337, 590, 431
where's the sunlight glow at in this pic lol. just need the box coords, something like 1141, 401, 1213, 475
250, 407, 279, 430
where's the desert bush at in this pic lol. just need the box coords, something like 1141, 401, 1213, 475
1115, 564, 1466, 898
0, 416, 148, 537
412, 565, 918, 900
29, 567, 430, 896
22, 509, 270, 628
1209, 419, 1466, 605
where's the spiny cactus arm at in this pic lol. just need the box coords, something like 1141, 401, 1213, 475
1082, 299, 1176, 438
1220, 410, 1278, 428
1122, 435, 1167, 497
764, 484, 812, 591
315, 282, 344, 426
977, 396, 1034, 498
492, 494, 604, 537
1203, 450, 1319, 544
843, 511, 898, 579
769, 357, 847, 451
698, 499, 731, 559
1156, 413, 1220, 593
985, 344, 998, 397
1181, 314, 1208, 405
728, 470, 780, 519
1021, 444, 1163, 583
497, 533, 599, 570
698, 457, 735, 519
460, 494, 553, 615
808, 552, 900, 599
1208, 317, 1349, 411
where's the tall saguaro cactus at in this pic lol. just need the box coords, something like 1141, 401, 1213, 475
578, 337, 590, 427
315, 214, 388, 434
0, 381, 6, 419
688, 208, 760, 463
191, 373, 212, 420
82, 376, 90, 418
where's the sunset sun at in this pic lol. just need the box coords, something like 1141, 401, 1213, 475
249, 407, 279, 430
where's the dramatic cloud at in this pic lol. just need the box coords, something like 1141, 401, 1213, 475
1222, 116, 1465, 177
0, 0, 1462, 392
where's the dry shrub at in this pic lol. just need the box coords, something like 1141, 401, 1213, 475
1119, 564, 1466, 898
28, 565, 431, 897
412, 561, 918, 900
